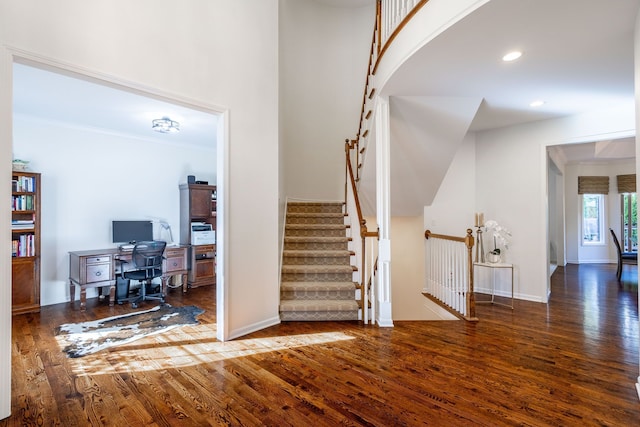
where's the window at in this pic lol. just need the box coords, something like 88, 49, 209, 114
582, 194, 604, 245
620, 192, 637, 252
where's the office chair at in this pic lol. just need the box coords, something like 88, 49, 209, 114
609, 228, 637, 281
119, 240, 167, 308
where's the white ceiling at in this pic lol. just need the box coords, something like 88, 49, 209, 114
383, 0, 638, 134
312, 0, 372, 7
13, 62, 218, 150
12, 0, 638, 163
378, 0, 639, 166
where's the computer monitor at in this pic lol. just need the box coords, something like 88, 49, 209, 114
112, 220, 153, 244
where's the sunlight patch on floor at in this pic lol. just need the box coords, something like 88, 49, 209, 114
66, 325, 355, 376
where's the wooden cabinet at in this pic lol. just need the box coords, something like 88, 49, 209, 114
163, 246, 189, 292
180, 183, 216, 288
11, 171, 41, 315
190, 244, 216, 288
179, 183, 217, 242
68, 250, 115, 311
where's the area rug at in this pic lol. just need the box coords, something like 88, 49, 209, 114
55, 304, 204, 358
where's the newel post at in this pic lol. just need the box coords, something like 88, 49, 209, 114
465, 228, 477, 321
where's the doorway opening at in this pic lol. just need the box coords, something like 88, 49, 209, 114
10, 56, 227, 338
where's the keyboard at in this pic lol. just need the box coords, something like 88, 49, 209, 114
118, 244, 135, 252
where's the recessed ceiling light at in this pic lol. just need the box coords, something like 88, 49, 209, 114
530, 100, 545, 107
502, 51, 522, 62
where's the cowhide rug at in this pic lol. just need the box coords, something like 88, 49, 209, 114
55, 304, 204, 358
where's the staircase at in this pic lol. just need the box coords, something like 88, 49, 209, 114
280, 201, 360, 321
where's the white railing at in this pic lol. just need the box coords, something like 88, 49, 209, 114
424, 229, 477, 321
353, 1, 428, 185
380, 0, 423, 47
346, 1, 428, 323
345, 141, 379, 323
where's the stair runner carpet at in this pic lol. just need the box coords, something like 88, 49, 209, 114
280, 201, 359, 321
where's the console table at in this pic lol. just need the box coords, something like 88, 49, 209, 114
69, 245, 189, 311
474, 262, 514, 309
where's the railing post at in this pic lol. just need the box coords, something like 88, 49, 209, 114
464, 228, 476, 320
361, 222, 368, 322
344, 139, 350, 209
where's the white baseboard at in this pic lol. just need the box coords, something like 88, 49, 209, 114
227, 315, 281, 341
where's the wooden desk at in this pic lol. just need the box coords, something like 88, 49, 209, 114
69, 245, 189, 311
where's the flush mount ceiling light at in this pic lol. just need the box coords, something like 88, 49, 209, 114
530, 100, 545, 107
152, 117, 180, 133
502, 51, 522, 62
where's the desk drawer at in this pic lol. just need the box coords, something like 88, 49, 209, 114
86, 256, 110, 264
165, 255, 186, 273
86, 263, 110, 283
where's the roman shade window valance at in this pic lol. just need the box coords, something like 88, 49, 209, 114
578, 176, 609, 194
616, 174, 636, 193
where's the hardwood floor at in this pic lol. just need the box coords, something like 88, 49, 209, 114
3, 263, 639, 426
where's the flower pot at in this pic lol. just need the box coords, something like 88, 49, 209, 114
486, 252, 501, 263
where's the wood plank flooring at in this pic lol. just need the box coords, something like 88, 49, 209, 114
2, 263, 639, 426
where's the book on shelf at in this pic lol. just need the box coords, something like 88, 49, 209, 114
12, 234, 35, 257
12, 224, 34, 230
13, 175, 35, 192
11, 195, 34, 211
11, 218, 35, 230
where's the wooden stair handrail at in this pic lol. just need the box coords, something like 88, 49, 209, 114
345, 1, 441, 323
373, 0, 430, 74
345, 139, 379, 323
345, 140, 367, 230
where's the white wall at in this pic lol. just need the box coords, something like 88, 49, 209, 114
424, 133, 476, 235
1, 0, 280, 417
634, 3, 640, 395
391, 215, 457, 320
13, 116, 215, 305
564, 160, 635, 264
385, 108, 633, 313
548, 150, 567, 267
475, 104, 635, 303
280, 0, 374, 200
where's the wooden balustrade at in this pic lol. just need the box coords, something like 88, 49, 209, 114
375, 0, 429, 72
345, 140, 379, 323
424, 229, 477, 321
345, 0, 438, 323
352, 0, 429, 183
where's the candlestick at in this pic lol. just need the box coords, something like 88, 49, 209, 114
475, 226, 485, 263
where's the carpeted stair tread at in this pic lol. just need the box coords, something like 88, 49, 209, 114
284, 236, 350, 243
279, 299, 359, 312
281, 265, 357, 274
286, 224, 347, 230
287, 202, 345, 214
288, 201, 344, 206
280, 281, 358, 292
280, 311, 358, 321
280, 200, 358, 322
283, 250, 354, 257
286, 212, 346, 225
287, 212, 346, 218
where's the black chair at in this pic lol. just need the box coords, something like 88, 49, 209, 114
119, 241, 167, 308
609, 228, 637, 280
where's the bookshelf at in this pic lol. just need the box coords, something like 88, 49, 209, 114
11, 171, 41, 314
